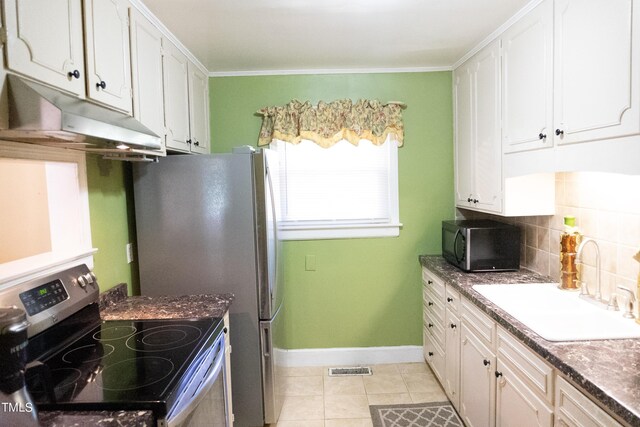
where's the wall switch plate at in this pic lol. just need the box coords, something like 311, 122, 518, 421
126, 243, 134, 264
305, 255, 316, 271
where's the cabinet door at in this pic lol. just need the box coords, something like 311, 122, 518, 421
495, 360, 553, 427
454, 62, 474, 208
444, 309, 460, 410
554, 0, 640, 145
502, 0, 553, 153
163, 39, 191, 152
188, 63, 210, 154
555, 376, 622, 427
424, 328, 446, 384
472, 40, 502, 213
4, 0, 85, 96
460, 323, 496, 427
130, 10, 165, 149
83, 0, 132, 113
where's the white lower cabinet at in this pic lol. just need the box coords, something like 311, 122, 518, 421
555, 376, 622, 427
460, 322, 496, 427
423, 328, 446, 384
444, 308, 460, 409
421, 267, 626, 427
495, 359, 554, 427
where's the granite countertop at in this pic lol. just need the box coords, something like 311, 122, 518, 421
39, 289, 234, 427
419, 255, 640, 427
100, 292, 234, 321
39, 410, 154, 427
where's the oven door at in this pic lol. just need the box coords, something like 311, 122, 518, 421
166, 333, 228, 427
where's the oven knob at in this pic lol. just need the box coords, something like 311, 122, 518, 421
84, 273, 95, 284
77, 275, 88, 288
88, 272, 98, 284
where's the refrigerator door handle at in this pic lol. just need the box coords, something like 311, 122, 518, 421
261, 324, 271, 357
265, 163, 278, 308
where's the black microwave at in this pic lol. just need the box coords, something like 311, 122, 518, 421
442, 220, 520, 272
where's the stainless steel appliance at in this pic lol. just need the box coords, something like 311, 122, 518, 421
442, 219, 521, 272
0, 306, 38, 425
133, 146, 284, 426
0, 75, 161, 151
0, 265, 228, 426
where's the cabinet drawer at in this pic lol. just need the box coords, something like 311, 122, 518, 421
424, 310, 445, 348
555, 376, 622, 427
423, 286, 445, 324
497, 327, 554, 403
445, 286, 461, 313
461, 298, 496, 349
423, 328, 446, 384
422, 268, 446, 302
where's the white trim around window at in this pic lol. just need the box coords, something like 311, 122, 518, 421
272, 139, 401, 240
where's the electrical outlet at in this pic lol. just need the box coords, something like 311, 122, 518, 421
126, 243, 134, 264
305, 255, 316, 271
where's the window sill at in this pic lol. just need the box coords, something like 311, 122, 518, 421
278, 223, 402, 240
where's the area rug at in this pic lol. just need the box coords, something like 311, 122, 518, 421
370, 401, 464, 427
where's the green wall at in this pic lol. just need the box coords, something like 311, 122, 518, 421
86, 156, 139, 295
210, 72, 454, 349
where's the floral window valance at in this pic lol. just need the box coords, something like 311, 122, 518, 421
257, 99, 406, 148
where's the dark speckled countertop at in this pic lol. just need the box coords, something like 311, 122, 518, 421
420, 255, 640, 427
38, 289, 234, 427
100, 293, 234, 320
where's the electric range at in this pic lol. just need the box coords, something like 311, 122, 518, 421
0, 264, 226, 425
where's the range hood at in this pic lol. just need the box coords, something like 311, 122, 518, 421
0, 75, 162, 152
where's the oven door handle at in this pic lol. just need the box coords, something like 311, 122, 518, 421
167, 334, 226, 427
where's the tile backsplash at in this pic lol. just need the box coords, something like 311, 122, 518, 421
460, 172, 640, 301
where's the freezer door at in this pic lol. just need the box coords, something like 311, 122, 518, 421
260, 303, 285, 425
255, 149, 284, 320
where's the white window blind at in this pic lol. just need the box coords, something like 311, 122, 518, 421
271, 139, 400, 240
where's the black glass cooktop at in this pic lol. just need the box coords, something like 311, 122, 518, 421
26, 317, 223, 416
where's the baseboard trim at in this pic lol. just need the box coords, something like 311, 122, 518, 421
274, 345, 423, 367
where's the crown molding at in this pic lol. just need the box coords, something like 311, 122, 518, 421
208, 66, 452, 78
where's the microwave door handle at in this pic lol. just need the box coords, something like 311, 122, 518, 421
453, 229, 464, 264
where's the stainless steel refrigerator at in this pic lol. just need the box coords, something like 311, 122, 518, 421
133, 147, 284, 426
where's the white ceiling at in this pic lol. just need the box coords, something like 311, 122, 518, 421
141, 0, 531, 75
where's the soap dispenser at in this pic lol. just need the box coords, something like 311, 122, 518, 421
559, 216, 581, 290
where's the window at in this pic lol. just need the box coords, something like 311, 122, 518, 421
272, 138, 400, 240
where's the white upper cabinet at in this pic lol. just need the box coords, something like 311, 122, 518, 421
454, 62, 474, 207
188, 63, 210, 154
553, 0, 640, 145
4, 0, 85, 97
454, 40, 503, 214
162, 38, 191, 152
502, 0, 554, 153
472, 41, 502, 213
130, 10, 165, 149
83, 0, 133, 114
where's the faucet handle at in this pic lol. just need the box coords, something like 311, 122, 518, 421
616, 286, 635, 319
606, 293, 619, 311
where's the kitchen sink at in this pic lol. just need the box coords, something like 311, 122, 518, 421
472, 283, 640, 341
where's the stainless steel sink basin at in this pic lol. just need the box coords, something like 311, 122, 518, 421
472, 283, 640, 341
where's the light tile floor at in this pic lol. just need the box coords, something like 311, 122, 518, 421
271, 362, 448, 426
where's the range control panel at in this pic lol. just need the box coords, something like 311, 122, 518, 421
19, 279, 69, 316
0, 264, 99, 337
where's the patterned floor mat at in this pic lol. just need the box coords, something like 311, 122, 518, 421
370, 401, 464, 427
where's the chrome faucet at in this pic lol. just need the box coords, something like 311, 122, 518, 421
576, 238, 602, 301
